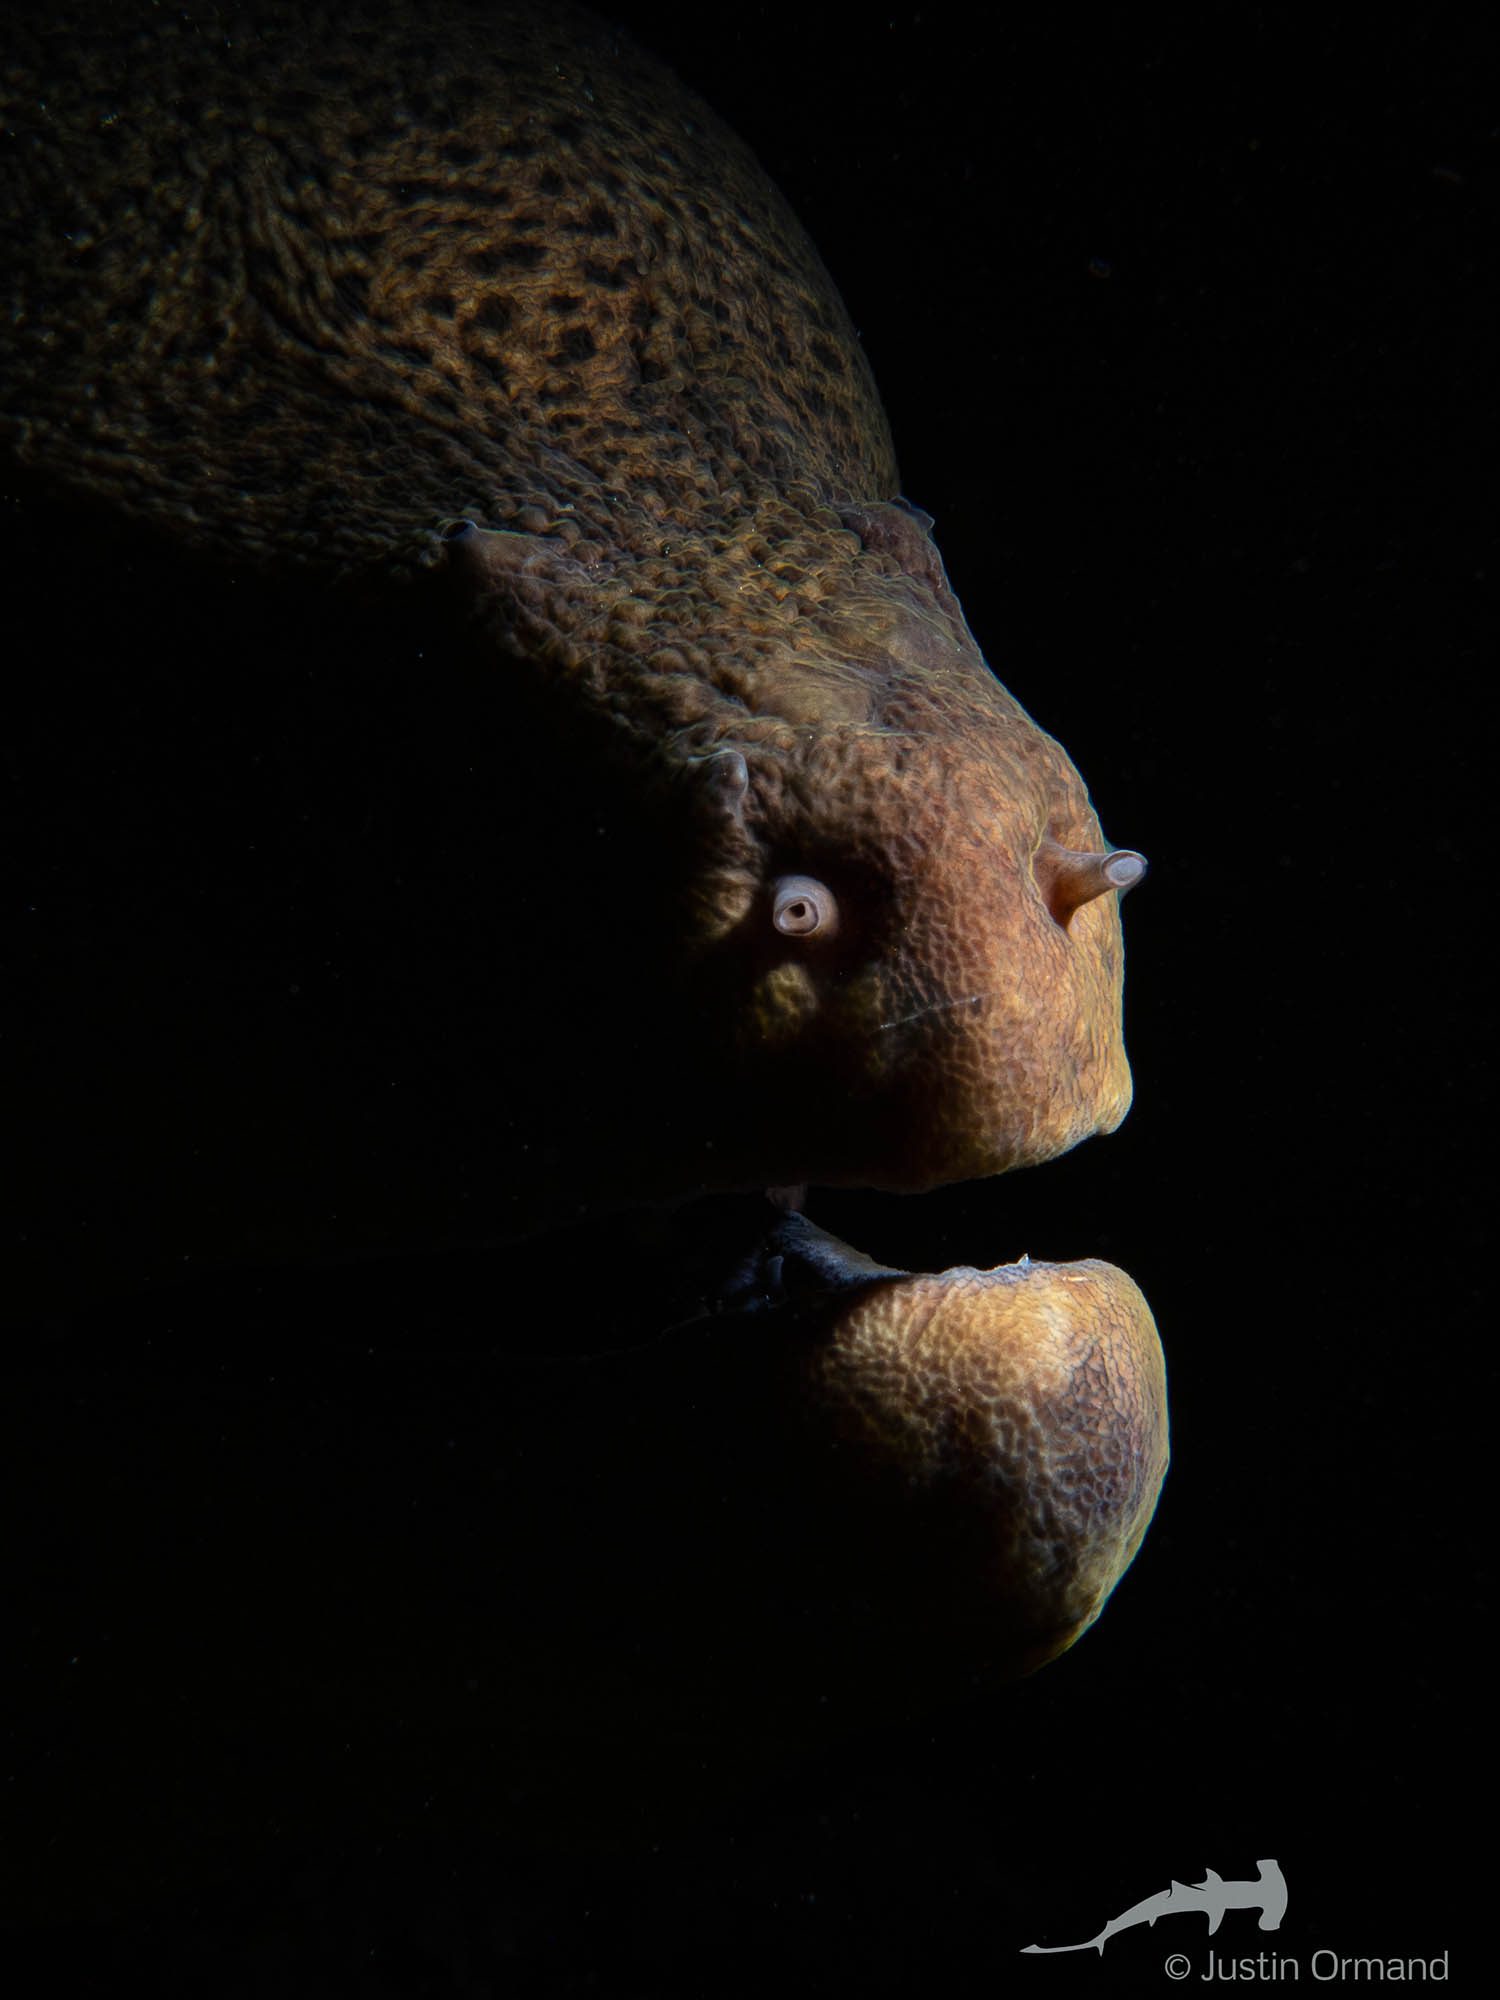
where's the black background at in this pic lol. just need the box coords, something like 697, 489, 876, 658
6, 1, 1490, 1989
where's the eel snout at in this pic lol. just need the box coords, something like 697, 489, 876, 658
730, 1213, 1169, 1676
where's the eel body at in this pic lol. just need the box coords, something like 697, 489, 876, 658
2, 0, 1163, 1690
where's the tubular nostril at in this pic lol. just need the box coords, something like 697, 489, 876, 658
1035, 839, 1148, 929
1103, 850, 1147, 892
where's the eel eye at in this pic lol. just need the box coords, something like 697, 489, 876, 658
772, 874, 839, 940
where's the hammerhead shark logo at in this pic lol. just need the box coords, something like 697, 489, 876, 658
1022, 1858, 1288, 1955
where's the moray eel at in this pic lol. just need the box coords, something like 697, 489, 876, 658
2, 0, 1163, 1675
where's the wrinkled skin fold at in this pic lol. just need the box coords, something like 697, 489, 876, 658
2, 0, 1162, 1710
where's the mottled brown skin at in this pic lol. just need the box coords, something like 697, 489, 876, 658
305, 1224, 1167, 1753
818, 1255, 1164, 1669
2, 1208, 1165, 1910
728, 1214, 1168, 1673
2, 1, 1159, 1681
2, 0, 1135, 1205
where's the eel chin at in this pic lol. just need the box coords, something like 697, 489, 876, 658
721, 1210, 1168, 1678
388, 1201, 1169, 1780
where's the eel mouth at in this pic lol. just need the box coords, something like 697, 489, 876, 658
749, 849, 1163, 1678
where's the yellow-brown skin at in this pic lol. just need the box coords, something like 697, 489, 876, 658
2, 0, 1159, 1674
798, 1248, 1167, 1670
2, 0, 1137, 1200
266, 1223, 1166, 1744
728, 1214, 1168, 1675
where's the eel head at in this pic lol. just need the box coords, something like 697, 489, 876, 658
446, 501, 1143, 1201
666, 505, 1144, 1195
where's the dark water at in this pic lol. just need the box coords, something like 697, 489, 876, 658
4, 0, 1486, 1988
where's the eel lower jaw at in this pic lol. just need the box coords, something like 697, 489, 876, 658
725, 1205, 1169, 1678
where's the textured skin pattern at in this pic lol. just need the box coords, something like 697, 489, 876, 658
1, 0, 891, 574
2, 1, 1163, 1706
735, 1216, 1167, 1671
800, 1255, 1168, 1669
1, 0, 1136, 1202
